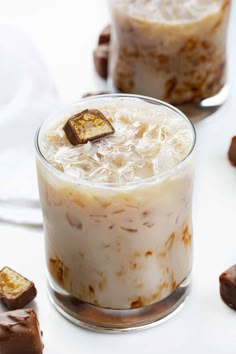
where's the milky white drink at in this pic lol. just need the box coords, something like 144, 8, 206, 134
109, 0, 231, 105
36, 95, 195, 326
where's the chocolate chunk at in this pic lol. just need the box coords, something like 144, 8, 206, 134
98, 25, 111, 45
0, 308, 43, 354
63, 109, 115, 145
93, 44, 109, 79
81, 91, 111, 98
0, 267, 37, 310
219, 265, 236, 310
228, 136, 236, 166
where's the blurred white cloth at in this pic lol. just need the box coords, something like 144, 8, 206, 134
0, 26, 59, 225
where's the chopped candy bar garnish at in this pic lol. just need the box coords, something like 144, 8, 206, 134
0, 267, 37, 310
63, 109, 115, 145
219, 264, 236, 310
0, 308, 43, 354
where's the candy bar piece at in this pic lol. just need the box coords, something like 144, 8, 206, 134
98, 25, 111, 45
219, 265, 236, 310
81, 91, 110, 98
0, 308, 43, 354
93, 44, 109, 79
63, 109, 115, 145
228, 136, 236, 166
0, 267, 37, 310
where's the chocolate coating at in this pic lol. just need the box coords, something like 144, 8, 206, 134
0, 308, 43, 354
219, 264, 236, 310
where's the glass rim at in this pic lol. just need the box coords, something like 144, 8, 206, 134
35, 93, 196, 189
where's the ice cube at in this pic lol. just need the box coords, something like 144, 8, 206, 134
89, 166, 121, 183
136, 138, 161, 158
157, 125, 169, 143
71, 154, 101, 173
155, 145, 179, 173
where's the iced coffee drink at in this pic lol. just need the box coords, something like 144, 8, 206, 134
36, 94, 196, 331
109, 0, 231, 117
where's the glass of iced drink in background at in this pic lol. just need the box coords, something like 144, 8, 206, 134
35, 94, 196, 332
108, 0, 231, 120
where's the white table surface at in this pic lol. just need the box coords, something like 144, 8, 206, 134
0, 1, 236, 353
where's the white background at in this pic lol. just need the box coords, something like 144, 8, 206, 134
0, 1, 236, 353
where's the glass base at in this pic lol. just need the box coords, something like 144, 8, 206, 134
47, 276, 190, 333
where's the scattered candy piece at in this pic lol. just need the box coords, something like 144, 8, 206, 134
93, 44, 109, 79
228, 136, 236, 166
0, 267, 37, 310
0, 308, 43, 354
63, 109, 115, 145
98, 25, 111, 45
219, 264, 236, 310
93, 24, 111, 79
